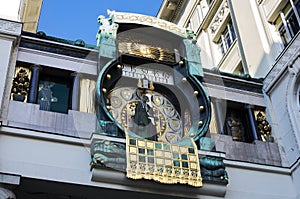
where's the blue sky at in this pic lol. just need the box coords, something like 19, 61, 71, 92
38, 0, 163, 45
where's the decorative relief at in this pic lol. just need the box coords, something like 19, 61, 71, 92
255, 111, 274, 142
210, 1, 229, 34
11, 67, 31, 102
111, 10, 187, 37
0, 19, 22, 35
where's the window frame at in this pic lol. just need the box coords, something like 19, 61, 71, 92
217, 20, 236, 56
37, 67, 73, 114
277, 0, 300, 46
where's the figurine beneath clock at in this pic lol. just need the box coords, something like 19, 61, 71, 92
133, 93, 157, 141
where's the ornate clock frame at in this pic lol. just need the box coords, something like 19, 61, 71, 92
91, 11, 228, 187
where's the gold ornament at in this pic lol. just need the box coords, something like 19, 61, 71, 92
198, 121, 203, 126
199, 106, 205, 111
179, 60, 184, 66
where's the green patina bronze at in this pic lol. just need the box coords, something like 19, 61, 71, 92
90, 139, 228, 185
183, 29, 204, 78
90, 139, 126, 171
96, 10, 119, 59
92, 11, 228, 185
200, 156, 228, 184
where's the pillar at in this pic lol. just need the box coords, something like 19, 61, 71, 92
246, 105, 258, 140
71, 72, 81, 111
214, 99, 226, 134
28, 64, 41, 103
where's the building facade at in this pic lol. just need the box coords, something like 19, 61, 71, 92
0, 0, 299, 199
158, 0, 300, 198
0, 0, 43, 33
158, 0, 300, 78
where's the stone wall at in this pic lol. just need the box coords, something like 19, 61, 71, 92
211, 134, 282, 166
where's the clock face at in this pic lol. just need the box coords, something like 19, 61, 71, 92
107, 87, 192, 144
98, 59, 211, 144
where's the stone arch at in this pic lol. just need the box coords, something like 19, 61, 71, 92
286, 52, 300, 145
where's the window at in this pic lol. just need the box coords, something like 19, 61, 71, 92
187, 3, 204, 33
38, 67, 72, 114
223, 107, 253, 143
11, 62, 74, 114
277, 0, 300, 46
217, 20, 236, 56
221, 101, 256, 143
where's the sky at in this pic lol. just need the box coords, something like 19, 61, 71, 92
38, 0, 163, 45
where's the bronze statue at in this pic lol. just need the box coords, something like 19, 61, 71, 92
133, 91, 157, 141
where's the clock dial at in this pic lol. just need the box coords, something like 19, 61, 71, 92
98, 59, 211, 143
107, 87, 187, 144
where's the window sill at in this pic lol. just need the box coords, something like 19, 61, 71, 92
217, 39, 241, 73
6, 100, 96, 138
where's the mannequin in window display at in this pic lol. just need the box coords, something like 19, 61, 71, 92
225, 112, 244, 141
133, 91, 157, 141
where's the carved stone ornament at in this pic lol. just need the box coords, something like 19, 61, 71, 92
210, 1, 229, 34
0, 19, 22, 36
112, 11, 187, 38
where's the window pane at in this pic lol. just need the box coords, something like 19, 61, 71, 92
224, 31, 231, 49
287, 13, 300, 37
229, 22, 236, 41
279, 25, 290, 46
217, 38, 225, 55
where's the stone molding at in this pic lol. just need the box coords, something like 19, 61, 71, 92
91, 167, 227, 198
264, 34, 300, 93
0, 19, 22, 36
210, 1, 229, 35
112, 10, 187, 38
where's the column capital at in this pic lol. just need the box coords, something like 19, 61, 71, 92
30, 64, 42, 70
245, 104, 255, 109
71, 72, 83, 77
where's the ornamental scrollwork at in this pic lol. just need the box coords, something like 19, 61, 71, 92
210, 1, 229, 34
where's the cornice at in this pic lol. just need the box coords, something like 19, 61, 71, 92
0, 19, 22, 36
263, 33, 300, 93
